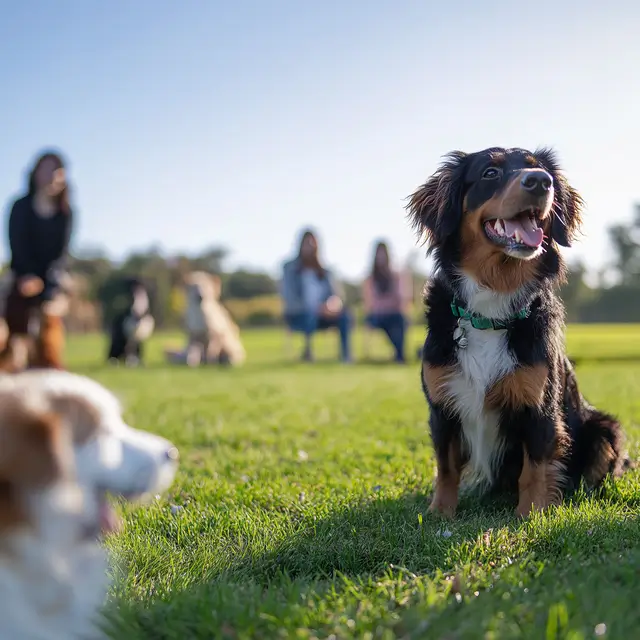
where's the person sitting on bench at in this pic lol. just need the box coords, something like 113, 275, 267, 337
281, 228, 352, 362
362, 241, 409, 363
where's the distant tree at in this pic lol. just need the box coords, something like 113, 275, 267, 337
67, 248, 113, 300
341, 280, 362, 307
558, 261, 597, 322
222, 269, 278, 300
190, 247, 228, 274
608, 203, 640, 285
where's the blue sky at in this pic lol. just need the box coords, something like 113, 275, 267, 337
1, 1, 638, 281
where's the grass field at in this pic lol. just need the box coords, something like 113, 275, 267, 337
66, 325, 640, 639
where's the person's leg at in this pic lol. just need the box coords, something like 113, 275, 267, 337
387, 312, 407, 362
286, 312, 318, 361
372, 313, 406, 362
4, 286, 31, 336
365, 314, 382, 330
0, 286, 34, 372
322, 309, 352, 362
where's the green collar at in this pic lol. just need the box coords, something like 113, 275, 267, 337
450, 299, 530, 330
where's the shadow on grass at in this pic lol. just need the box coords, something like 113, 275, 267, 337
100, 482, 640, 639
75, 353, 640, 381
570, 354, 640, 365
75, 357, 425, 377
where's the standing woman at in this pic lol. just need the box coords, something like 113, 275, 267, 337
1, 151, 74, 369
362, 241, 410, 363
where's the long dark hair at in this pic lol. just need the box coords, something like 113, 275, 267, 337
28, 150, 71, 215
296, 228, 325, 278
371, 241, 393, 294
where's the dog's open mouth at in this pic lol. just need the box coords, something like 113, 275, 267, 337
100, 497, 120, 534
81, 495, 120, 541
94, 494, 121, 538
484, 208, 545, 253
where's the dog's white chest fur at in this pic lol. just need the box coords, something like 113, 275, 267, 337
445, 276, 520, 485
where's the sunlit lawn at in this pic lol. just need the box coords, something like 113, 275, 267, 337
65, 324, 640, 639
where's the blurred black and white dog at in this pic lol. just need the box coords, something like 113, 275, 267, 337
107, 278, 155, 366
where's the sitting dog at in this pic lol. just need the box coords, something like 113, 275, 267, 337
407, 146, 629, 518
0, 370, 179, 639
108, 278, 155, 366
180, 271, 245, 367
0, 270, 75, 373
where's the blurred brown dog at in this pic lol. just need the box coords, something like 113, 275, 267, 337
0, 271, 73, 373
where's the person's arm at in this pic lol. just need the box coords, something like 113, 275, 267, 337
279, 261, 298, 313
322, 269, 345, 315
397, 270, 413, 314
8, 199, 39, 278
325, 269, 344, 300
45, 209, 74, 290
362, 277, 374, 314
50, 209, 73, 272
40, 209, 74, 303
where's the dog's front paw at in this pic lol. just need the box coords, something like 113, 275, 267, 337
428, 494, 457, 519
515, 492, 549, 518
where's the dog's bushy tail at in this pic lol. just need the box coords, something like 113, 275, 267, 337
570, 407, 631, 488
564, 356, 632, 489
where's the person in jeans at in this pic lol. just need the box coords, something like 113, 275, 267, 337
281, 229, 352, 362
362, 241, 409, 363
0, 151, 74, 369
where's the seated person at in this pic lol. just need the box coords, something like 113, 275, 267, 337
0, 151, 74, 371
281, 229, 352, 362
362, 241, 410, 363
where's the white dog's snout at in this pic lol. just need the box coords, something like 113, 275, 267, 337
165, 446, 179, 463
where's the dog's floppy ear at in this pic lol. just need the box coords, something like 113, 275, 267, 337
49, 393, 101, 445
406, 151, 468, 246
0, 393, 68, 488
535, 147, 584, 248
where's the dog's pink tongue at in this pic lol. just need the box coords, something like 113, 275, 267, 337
100, 501, 121, 534
503, 218, 544, 248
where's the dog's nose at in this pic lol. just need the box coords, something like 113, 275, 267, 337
165, 446, 179, 463
521, 170, 552, 196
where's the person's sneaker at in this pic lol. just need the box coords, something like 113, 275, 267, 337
301, 349, 314, 362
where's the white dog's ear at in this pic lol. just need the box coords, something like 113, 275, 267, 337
0, 393, 68, 490
49, 394, 101, 445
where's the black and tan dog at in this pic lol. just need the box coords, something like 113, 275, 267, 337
107, 278, 155, 366
407, 147, 629, 518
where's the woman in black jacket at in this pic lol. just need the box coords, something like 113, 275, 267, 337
2, 150, 74, 369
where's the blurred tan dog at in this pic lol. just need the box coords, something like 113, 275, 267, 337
183, 271, 246, 366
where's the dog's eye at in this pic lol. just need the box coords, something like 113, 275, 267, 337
482, 167, 502, 180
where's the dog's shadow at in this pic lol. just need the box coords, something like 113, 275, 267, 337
99, 491, 522, 637
101, 475, 640, 640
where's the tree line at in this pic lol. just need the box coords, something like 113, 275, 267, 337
52, 206, 640, 332
559, 204, 640, 323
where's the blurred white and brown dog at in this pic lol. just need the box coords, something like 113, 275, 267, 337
0, 370, 179, 639
180, 271, 245, 367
